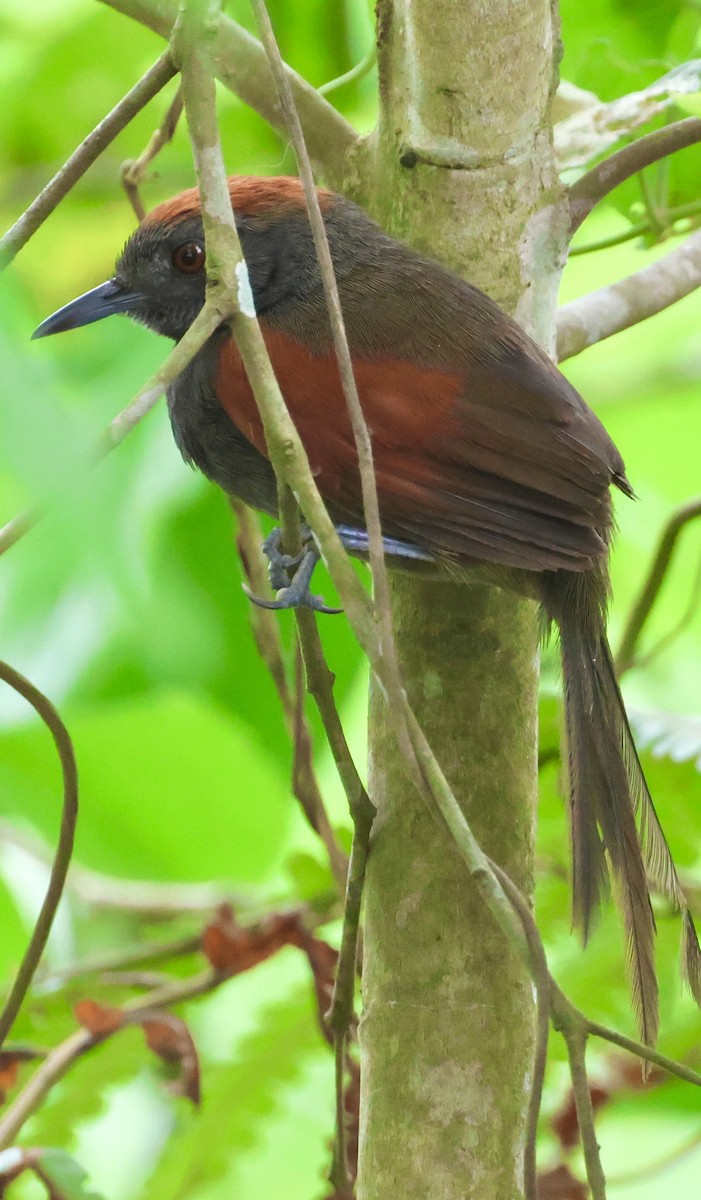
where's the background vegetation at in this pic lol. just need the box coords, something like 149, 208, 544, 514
0, 0, 700, 1196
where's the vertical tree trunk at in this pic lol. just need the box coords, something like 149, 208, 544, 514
355, 3, 567, 1196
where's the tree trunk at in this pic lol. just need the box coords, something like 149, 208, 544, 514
355, 2, 567, 1196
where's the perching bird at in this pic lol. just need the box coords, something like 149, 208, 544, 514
33, 175, 701, 1043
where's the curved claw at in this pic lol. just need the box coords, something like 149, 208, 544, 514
242, 583, 343, 615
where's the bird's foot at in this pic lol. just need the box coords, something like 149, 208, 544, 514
244, 526, 343, 615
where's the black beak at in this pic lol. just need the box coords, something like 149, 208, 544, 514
32, 279, 142, 340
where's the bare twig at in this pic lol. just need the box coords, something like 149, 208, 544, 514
250, 0, 427, 803
230, 503, 348, 892
40, 933, 201, 986
173, 0, 380, 658
616, 497, 701, 675
0, 53, 176, 271
231, 500, 290, 701
167, 14, 701, 1187
318, 45, 376, 97
633, 546, 701, 671
0, 665, 78, 1049
569, 195, 701, 257
121, 83, 185, 221
99, 0, 360, 186
292, 646, 349, 892
489, 861, 550, 1200
0, 818, 234, 914
582, 1015, 701, 1088
557, 226, 701, 360
296, 615, 374, 1190
561, 1025, 607, 1200
0, 968, 219, 1148
569, 117, 701, 235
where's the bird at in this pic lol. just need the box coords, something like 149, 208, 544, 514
33, 174, 701, 1043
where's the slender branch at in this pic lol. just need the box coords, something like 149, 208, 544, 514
173, 1, 379, 657
550, 977, 701, 1088
633, 546, 701, 671
98, 0, 361, 186
0, 53, 176, 271
489, 862, 549, 1200
291, 646, 349, 892
0, 509, 37, 558
0, 967, 219, 1148
0, 818, 233, 913
557, 226, 701, 360
231, 500, 291, 700
296, 612, 374, 1191
561, 1026, 607, 1200
570, 195, 701, 256
249, 10, 435, 883
293, 608, 375, 1185
0, 303, 223, 557
169, 7, 701, 1161
121, 83, 185, 221
295, 613, 373, 829
616, 497, 701, 675
569, 118, 701, 236
0, 665, 78, 1048
568, 219, 651, 257
583, 1015, 701, 1088
318, 44, 376, 97
41, 933, 201, 986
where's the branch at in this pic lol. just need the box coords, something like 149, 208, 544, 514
0, 818, 234, 914
296, 609, 374, 1191
0, 665, 78, 1048
489, 862, 550, 1200
121, 83, 185, 221
549, 976, 701, 1089
249, 0, 423, 791
0, 967, 219, 1148
175, 0, 530, 1028
569, 117, 701, 235
0, 52, 176, 271
231, 502, 349, 893
41, 932, 201, 986
98, 0, 361, 186
616, 497, 701, 675
557, 226, 701, 360
560, 1025, 607, 1200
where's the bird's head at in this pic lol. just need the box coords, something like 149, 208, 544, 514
33, 176, 336, 343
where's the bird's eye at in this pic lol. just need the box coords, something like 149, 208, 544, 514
171, 242, 205, 275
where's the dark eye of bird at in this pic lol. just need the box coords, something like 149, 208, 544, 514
171, 242, 205, 275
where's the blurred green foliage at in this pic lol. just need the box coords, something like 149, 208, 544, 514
0, 0, 700, 1197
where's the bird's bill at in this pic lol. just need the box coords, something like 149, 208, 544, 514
32, 279, 141, 340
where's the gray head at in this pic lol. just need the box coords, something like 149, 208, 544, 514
32, 176, 368, 344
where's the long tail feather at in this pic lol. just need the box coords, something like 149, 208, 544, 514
546, 569, 701, 1044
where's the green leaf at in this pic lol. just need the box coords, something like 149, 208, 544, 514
36, 1148, 105, 1200
559, 0, 697, 102
145, 982, 331, 1199
0, 691, 293, 882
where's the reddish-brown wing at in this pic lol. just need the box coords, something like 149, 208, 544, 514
215, 329, 612, 573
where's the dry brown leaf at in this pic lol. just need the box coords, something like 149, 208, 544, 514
202, 903, 305, 976
142, 1012, 201, 1106
74, 999, 125, 1037
537, 1164, 588, 1199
